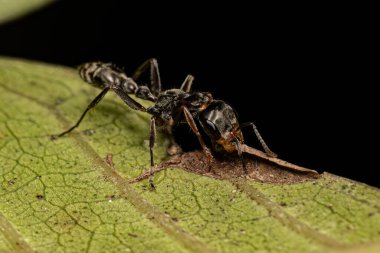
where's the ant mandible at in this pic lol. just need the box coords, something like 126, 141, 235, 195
52, 59, 277, 189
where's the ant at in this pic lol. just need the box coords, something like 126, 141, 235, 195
52, 59, 277, 189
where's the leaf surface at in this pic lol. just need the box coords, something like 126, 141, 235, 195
0, 0, 56, 24
0, 57, 379, 253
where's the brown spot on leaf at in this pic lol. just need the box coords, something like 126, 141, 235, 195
128, 148, 320, 185
161, 151, 319, 184
36, 194, 44, 200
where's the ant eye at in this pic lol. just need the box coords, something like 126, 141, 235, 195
206, 120, 217, 131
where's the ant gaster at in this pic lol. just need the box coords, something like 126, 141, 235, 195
52, 59, 277, 189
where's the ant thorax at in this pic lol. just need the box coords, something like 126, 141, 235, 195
147, 89, 186, 121
147, 89, 213, 122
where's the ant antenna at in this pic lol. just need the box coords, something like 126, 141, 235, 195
239, 122, 277, 157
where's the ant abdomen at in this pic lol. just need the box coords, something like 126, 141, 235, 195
78, 62, 139, 94
78, 62, 106, 87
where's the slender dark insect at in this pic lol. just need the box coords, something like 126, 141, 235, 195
52, 59, 276, 189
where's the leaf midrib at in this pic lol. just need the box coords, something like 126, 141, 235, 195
0, 212, 35, 253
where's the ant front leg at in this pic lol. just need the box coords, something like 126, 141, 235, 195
183, 107, 213, 161
149, 117, 157, 190
51, 87, 110, 139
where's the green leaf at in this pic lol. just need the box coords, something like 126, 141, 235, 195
0, 57, 379, 253
0, 0, 56, 24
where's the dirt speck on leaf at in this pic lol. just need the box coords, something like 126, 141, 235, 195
8, 178, 16, 185
83, 129, 96, 136
54, 97, 65, 105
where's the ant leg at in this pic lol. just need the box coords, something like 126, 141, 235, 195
240, 122, 277, 157
51, 87, 110, 139
165, 119, 182, 155
180, 74, 194, 92
235, 139, 247, 173
149, 117, 156, 190
112, 86, 147, 112
132, 58, 161, 96
183, 107, 213, 161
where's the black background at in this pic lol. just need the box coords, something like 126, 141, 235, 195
0, 1, 377, 187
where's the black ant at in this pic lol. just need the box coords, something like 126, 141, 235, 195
52, 59, 276, 189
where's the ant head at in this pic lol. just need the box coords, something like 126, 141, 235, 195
199, 100, 244, 153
